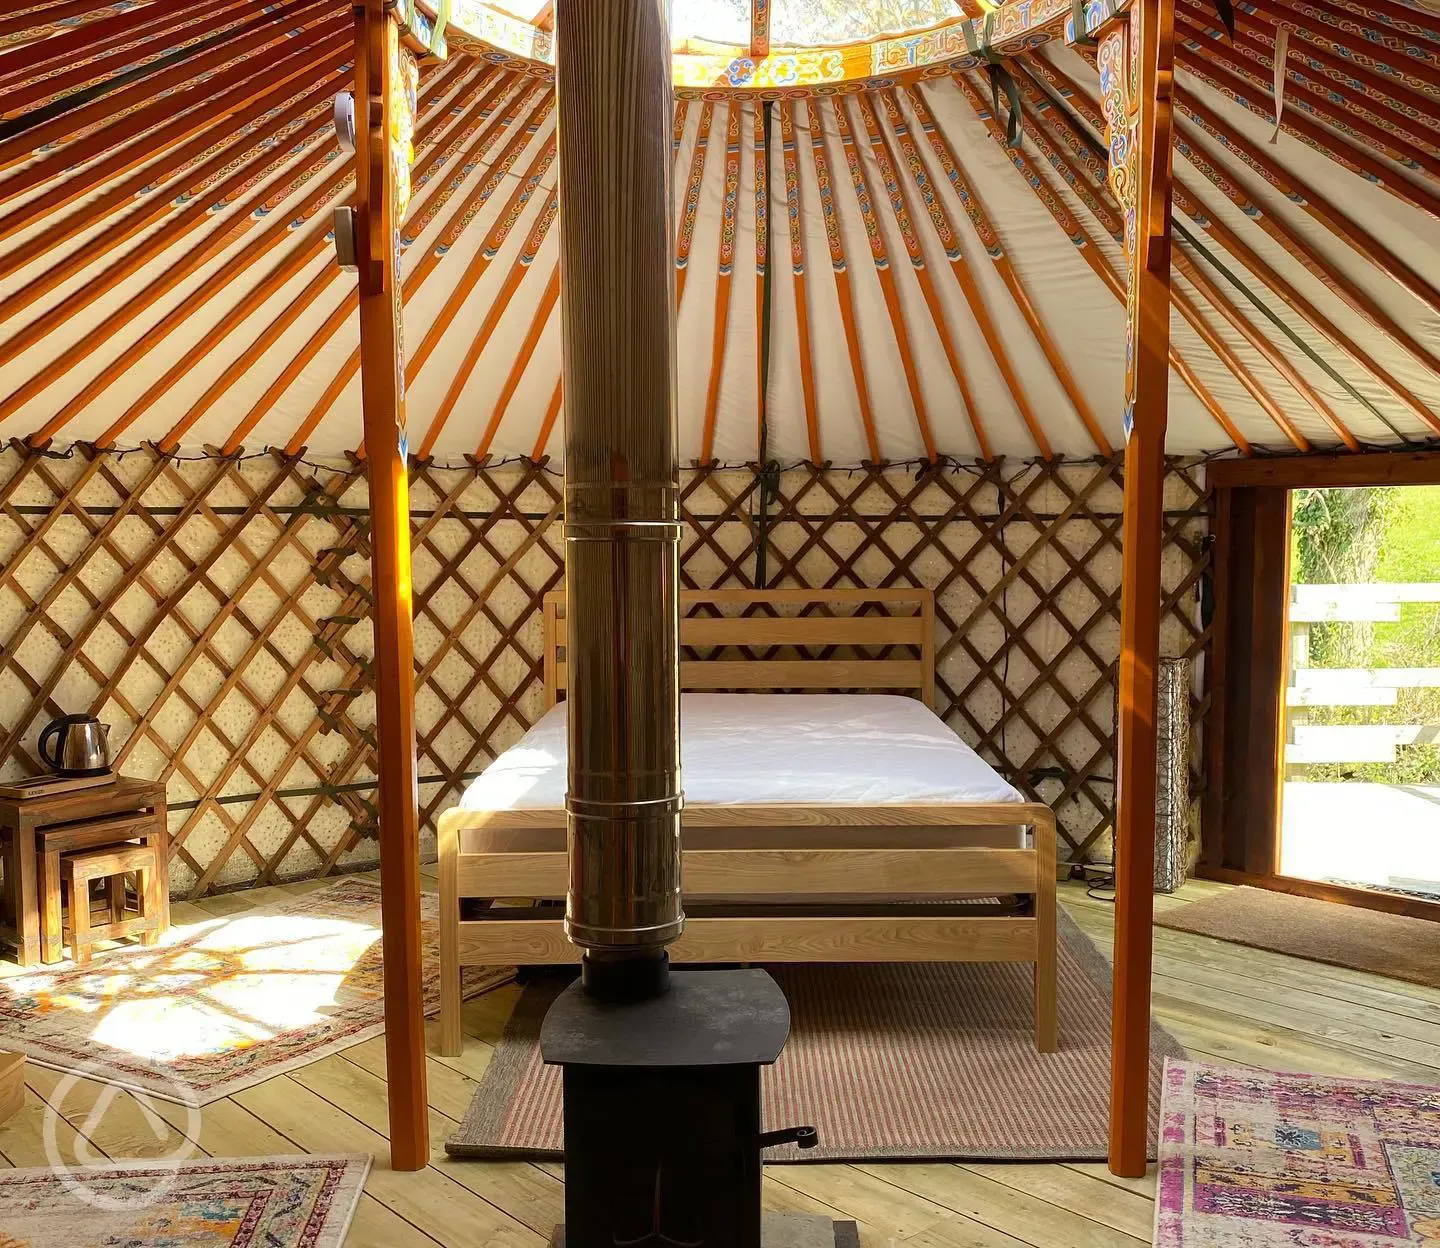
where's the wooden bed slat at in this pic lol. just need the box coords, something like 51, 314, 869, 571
455, 846, 1038, 897
450, 802, 1050, 830
554, 658, 926, 691
456, 915, 1039, 964
543, 588, 934, 708
553, 614, 925, 647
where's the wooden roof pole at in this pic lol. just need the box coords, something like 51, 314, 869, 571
1012, 77, 1318, 449
198, 75, 544, 452
700, 103, 740, 464
676, 101, 715, 311
1173, 32, 1440, 187
352, 0, 427, 1171
956, 73, 1250, 452
1173, 0, 1440, 151
896, 85, 1105, 455
1020, 56, 1440, 429
803, 99, 881, 461
830, 97, 939, 462
1098, 0, 1174, 1179
777, 101, 823, 463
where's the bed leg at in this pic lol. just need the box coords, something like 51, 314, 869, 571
437, 815, 463, 1058
1034, 811, 1059, 1053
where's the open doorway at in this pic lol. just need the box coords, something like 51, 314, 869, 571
1280, 486, 1440, 902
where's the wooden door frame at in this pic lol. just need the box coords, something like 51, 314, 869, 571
1199, 451, 1440, 922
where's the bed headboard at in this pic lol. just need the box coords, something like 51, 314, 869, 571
542, 588, 934, 711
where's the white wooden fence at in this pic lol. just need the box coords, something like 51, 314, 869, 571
1286, 583, 1440, 768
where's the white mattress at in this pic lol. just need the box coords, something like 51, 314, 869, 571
458, 693, 1024, 811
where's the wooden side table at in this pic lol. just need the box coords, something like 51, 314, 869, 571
0, 778, 167, 968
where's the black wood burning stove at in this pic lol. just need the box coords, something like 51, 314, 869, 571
542, 966, 817, 1248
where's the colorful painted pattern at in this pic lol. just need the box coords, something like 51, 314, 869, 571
1156, 1060, 1440, 1247
0, 1155, 370, 1248
899, 87, 993, 261
832, 100, 889, 269
857, 94, 924, 270
718, 104, 741, 276
779, 101, 807, 275
806, 102, 847, 274
754, 102, 769, 278
676, 101, 715, 272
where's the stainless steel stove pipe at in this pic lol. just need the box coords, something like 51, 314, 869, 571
555, 0, 684, 964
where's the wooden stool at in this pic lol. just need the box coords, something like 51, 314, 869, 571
2, 778, 167, 967
60, 842, 161, 966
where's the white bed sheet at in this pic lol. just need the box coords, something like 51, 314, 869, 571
458, 693, 1023, 811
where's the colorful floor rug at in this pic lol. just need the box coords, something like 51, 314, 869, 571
1155, 1059, 1440, 1246
447, 909, 1183, 1162
0, 1153, 369, 1248
0, 879, 510, 1105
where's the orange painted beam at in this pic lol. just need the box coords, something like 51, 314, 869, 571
0, 25, 350, 229
1173, 14, 1440, 181
899, 86, 1096, 456
804, 99, 881, 461
275, 78, 549, 452
675, 101, 715, 311
476, 268, 559, 457
0, 9, 347, 179
13, 58, 474, 444
777, 101, 822, 462
1, 0, 270, 106
1004, 73, 1317, 451
957, 70, 1255, 452
0, 0, 233, 89
832, 97, 939, 461
1175, 91, 1440, 313
700, 103, 741, 464
530, 377, 564, 459
414, 188, 560, 457
1023, 54, 1440, 396
0, 70, 343, 279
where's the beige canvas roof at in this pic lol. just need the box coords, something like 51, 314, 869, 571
1, 0, 1436, 462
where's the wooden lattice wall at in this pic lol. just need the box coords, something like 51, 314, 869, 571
0, 446, 1209, 893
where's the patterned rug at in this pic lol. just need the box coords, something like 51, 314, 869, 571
447, 908, 1183, 1162
1156, 1059, 1440, 1246
0, 1154, 369, 1247
0, 879, 510, 1105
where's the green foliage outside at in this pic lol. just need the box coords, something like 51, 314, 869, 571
1290, 485, 1440, 785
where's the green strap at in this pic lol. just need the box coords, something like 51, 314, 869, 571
1175, 219, 1411, 444
429, 0, 450, 60
966, 14, 1024, 147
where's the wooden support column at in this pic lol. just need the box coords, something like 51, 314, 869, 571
353, 0, 428, 1171
1094, 0, 1175, 1179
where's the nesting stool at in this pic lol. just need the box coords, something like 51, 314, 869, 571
60, 841, 161, 966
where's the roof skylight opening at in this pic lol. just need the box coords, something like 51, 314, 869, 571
670, 0, 751, 47
772, 0, 966, 45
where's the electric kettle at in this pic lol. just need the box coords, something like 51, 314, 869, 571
38, 714, 113, 777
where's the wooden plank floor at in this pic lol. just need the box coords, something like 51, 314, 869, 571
5, 875, 1440, 1246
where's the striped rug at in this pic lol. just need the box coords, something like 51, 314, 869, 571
447, 910, 1182, 1162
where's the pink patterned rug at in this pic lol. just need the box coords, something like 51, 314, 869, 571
0, 879, 510, 1105
1156, 1059, 1440, 1246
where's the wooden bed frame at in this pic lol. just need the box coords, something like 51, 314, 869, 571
435, 588, 1058, 1056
